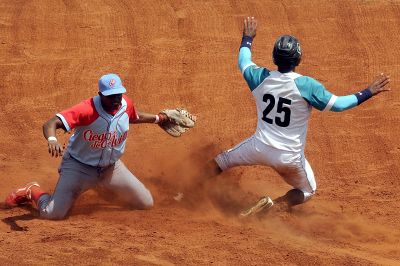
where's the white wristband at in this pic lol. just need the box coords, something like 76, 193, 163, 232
154, 114, 160, 124
47, 136, 57, 142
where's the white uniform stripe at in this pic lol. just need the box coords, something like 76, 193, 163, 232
56, 114, 71, 132
323, 95, 337, 112
241, 63, 256, 75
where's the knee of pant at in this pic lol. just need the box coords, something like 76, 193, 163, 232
39, 203, 69, 220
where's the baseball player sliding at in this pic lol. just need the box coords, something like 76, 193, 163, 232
210, 17, 391, 217
5, 73, 195, 220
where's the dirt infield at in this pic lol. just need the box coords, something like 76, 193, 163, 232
1, 0, 399, 265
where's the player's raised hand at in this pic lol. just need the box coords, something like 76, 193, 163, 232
243, 17, 257, 38
368, 73, 390, 96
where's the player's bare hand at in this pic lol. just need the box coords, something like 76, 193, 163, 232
368, 73, 390, 96
243, 17, 257, 38
48, 140, 64, 157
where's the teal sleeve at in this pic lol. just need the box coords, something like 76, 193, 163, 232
239, 47, 271, 92
331, 95, 358, 112
294, 76, 333, 111
238, 47, 253, 73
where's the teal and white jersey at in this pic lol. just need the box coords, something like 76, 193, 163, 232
243, 65, 336, 152
238, 46, 359, 152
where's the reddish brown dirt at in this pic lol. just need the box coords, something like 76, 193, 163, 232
1, 1, 399, 265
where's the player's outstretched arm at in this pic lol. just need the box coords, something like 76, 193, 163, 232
132, 111, 161, 124
133, 110, 196, 137
332, 73, 390, 111
43, 116, 66, 157
297, 73, 390, 112
338, 73, 390, 111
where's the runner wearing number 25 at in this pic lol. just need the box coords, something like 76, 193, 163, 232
211, 17, 391, 217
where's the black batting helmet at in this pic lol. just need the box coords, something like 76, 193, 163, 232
273, 35, 302, 68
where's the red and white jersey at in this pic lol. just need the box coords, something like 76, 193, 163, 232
56, 95, 138, 167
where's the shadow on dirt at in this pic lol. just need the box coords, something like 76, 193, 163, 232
0, 202, 37, 231
1, 213, 36, 231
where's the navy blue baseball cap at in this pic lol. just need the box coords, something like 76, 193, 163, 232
98, 73, 126, 96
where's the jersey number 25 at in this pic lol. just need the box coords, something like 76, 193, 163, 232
262, 94, 291, 127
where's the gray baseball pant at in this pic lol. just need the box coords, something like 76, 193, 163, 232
37, 152, 153, 220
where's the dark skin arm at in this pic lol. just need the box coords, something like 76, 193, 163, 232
43, 116, 66, 157
132, 111, 158, 124
131, 111, 168, 124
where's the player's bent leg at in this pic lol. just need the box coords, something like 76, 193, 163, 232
302, 158, 317, 195
100, 160, 153, 210
274, 154, 316, 207
37, 194, 68, 220
38, 153, 100, 220
214, 135, 260, 171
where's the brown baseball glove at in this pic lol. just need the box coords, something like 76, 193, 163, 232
158, 108, 196, 137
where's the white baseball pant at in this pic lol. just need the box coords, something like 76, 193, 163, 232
214, 135, 316, 200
